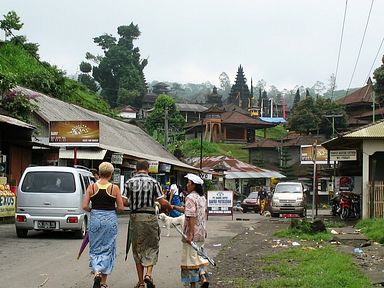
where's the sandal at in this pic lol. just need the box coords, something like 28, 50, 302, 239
93, 273, 102, 288
200, 273, 209, 288
134, 282, 145, 288
144, 274, 155, 288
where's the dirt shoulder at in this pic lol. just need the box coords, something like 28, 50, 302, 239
210, 217, 384, 287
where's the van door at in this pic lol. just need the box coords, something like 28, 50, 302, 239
18, 171, 80, 216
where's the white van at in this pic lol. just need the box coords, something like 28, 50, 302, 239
270, 182, 307, 218
15, 166, 94, 238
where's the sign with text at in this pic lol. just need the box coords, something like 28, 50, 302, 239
207, 190, 233, 216
148, 161, 159, 174
0, 192, 15, 217
49, 121, 99, 146
330, 150, 357, 161
111, 153, 123, 165
200, 172, 212, 181
300, 145, 334, 164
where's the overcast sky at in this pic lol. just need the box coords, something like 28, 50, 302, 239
2, 0, 384, 91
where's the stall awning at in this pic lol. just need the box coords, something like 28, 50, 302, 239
59, 149, 107, 160
225, 170, 286, 179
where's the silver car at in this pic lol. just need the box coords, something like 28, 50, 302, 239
15, 166, 94, 238
270, 182, 307, 218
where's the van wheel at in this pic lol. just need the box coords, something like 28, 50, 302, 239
74, 218, 87, 239
16, 228, 28, 238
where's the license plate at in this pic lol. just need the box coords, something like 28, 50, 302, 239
37, 221, 56, 229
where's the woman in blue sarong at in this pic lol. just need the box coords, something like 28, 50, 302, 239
169, 176, 182, 218
82, 162, 124, 288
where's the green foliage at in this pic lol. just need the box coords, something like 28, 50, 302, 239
83, 22, 147, 108
78, 73, 99, 92
355, 218, 384, 244
144, 94, 185, 135
274, 219, 331, 241
279, 147, 294, 179
0, 11, 23, 38
255, 124, 288, 140
373, 56, 384, 105
79, 61, 92, 73
289, 96, 346, 136
1, 90, 37, 122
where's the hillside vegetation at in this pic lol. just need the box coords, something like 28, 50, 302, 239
0, 42, 112, 115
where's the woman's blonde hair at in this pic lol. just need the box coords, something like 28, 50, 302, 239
98, 162, 114, 178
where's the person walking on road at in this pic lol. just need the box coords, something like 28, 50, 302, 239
82, 162, 124, 288
258, 186, 269, 215
124, 160, 172, 288
172, 173, 209, 288
168, 175, 182, 218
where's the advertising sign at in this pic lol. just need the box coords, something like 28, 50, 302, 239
301, 145, 334, 164
148, 161, 159, 174
0, 191, 15, 217
49, 121, 99, 146
159, 163, 171, 173
207, 190, 233, 216
334, 176, 361, 194
330, 150, 357, 161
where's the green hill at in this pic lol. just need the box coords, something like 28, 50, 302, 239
0, 42, 112, 115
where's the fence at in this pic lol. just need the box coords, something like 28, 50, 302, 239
368, 181, 384, 218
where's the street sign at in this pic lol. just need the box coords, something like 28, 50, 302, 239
207, 190, 233, 216
330, 150, 357, 161
200, 172, 212, 180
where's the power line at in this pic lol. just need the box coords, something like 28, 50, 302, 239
365, 36, 384, 84
346, 0, 375, 95
332, 0, 348, 100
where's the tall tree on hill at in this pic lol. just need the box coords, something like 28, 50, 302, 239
373, 55, 384, 105
80, 23, 147, 108
293, 89, 301, 107
219, 72, 231, 99
228, 65, 250, 109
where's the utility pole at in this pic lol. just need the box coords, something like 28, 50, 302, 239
312, 141, 317, 222
323, 114, 343, 137
164, 107, 169, 149
200, 119, 203, 169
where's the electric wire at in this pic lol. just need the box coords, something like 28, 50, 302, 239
332, 0, 348, 100
345, 0, 375, 96
365, 36, 384, 84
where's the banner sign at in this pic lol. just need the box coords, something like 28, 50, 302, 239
330, 150, 357, 161
0, 191, 15, 217
49, 121, 99, 146
207, 190, 233, 215
300, 145, 334, 164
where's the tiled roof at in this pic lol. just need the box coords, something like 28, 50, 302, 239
245, 138, 280, 149
283, 135, 328, 146
336, 84, 372, 105
0, 114, 34, 129
176, 103, 208, 112
221, 111, 274, 126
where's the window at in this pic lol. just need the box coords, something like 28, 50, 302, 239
21, 172, 76, 193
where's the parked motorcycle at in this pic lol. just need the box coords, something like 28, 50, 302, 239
338, 192, 360, 220
330, 193, 341, 216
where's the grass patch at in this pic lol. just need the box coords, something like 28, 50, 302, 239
225, 246, 370, 288
273, 219, 331, 241
355, 218, 384, 244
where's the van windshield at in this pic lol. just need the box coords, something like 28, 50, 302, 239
21, 172, 76, 193
275, 184, 301, 193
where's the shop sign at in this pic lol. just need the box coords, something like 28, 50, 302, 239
207, 190, 233, 215
200, 173, 212, 180
330, 150, 357, 161
49, 121, 99, 146
148, 161, 159, 174
300, 145, 334, 164
0, 191, 15, 217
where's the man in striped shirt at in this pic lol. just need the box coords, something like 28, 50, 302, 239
124, 159, 172, 288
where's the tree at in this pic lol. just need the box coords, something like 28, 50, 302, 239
289, 97, 320, 134
293, 89, 301, 107
373, 55, 384, 105
0, 11, 23, 39
144, 94, 185, 140
81, 23, 147, 108
311, 81, 326, 96
326, 73, 337, 97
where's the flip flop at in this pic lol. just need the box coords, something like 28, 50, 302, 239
144, 274, 155, 288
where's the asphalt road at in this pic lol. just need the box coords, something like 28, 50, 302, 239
0, 212, 260, 288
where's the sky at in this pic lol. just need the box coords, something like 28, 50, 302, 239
2, 0, 384, 92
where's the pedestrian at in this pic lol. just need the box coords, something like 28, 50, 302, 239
168, 175, 182, 218
172, 173, 209, 288
258, 186, 268, 215
90, 168, 100, 181
82, 162, 124, 288
124, 159, 172, 288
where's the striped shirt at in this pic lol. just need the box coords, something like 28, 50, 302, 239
124, 172, 164, 212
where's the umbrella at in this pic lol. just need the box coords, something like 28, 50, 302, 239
125, 219, 133, 261
172, 223, 216, 266
77, 231, 89, 259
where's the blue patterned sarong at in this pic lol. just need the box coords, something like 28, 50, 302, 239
89, 209, 117, 274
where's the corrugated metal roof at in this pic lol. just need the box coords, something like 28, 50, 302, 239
176, 103, 208, 112
187, 156, 285, 179
0, 114, 34, 129
15, 86, 197, 171
344, 120, 384, 138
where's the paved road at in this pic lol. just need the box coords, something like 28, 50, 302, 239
0, 212, 261, 288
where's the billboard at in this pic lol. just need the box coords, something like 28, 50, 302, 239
49, 121, 99, 146
207, 190, 233, 215
300, 145, 334, 164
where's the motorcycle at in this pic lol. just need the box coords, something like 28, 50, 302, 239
330, 193, 341, 216
338, 192, 360, 220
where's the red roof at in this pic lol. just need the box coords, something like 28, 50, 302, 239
189, 156, 266, 173
221, 111, 273, 126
